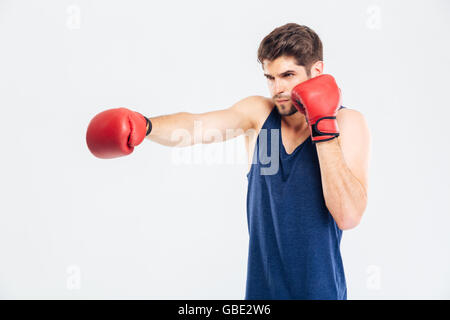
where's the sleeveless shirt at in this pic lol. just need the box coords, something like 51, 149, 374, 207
245, 106, 347, 299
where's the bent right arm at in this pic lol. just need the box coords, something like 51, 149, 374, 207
147, 96, 269, 147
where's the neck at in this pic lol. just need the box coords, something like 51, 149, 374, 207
281, 110, 308, 132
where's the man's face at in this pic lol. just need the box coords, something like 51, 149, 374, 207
262, 56, 310, 116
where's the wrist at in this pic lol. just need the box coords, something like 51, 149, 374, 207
310, 116, 339, 143
144, 116, 152, 136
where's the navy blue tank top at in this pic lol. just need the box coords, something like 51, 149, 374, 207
245, 106, 347, 300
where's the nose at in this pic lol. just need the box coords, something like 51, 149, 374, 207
273, 79, 285, 96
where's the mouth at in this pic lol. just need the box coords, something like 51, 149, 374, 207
276, 99, 290, 103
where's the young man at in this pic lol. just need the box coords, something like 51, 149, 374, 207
86, 23, 370, 300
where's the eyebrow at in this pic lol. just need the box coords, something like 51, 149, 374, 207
264, 70, 296, 78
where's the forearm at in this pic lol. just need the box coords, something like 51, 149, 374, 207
146, 112, 200, 147
316, 139, 368, 230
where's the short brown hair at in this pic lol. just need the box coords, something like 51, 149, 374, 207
257, 23, 323, 76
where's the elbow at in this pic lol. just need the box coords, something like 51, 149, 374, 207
335, 196, 367, 231
335, 212, 363, 231
336, 217, 360, 231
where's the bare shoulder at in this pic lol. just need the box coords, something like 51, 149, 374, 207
337, 107, 366, 121
336, 108, 370, 139
231, 95, 274, 130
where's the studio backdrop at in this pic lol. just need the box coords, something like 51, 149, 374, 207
0, 0, 449, 299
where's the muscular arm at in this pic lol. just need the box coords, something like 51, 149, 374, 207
146, 96, 267, 147
315, 109, 371, 230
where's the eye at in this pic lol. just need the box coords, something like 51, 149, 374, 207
284, 73, 294, 77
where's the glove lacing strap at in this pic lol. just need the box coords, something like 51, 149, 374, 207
144, 116, 152, 136
311, 116, 339, 143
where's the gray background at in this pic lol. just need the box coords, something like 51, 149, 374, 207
0, 0, 449, 299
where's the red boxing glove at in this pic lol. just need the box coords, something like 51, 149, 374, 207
291, 74, 341, 143
86, 108, 151, 159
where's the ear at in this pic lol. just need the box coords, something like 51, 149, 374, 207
310, 61, 324, 77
